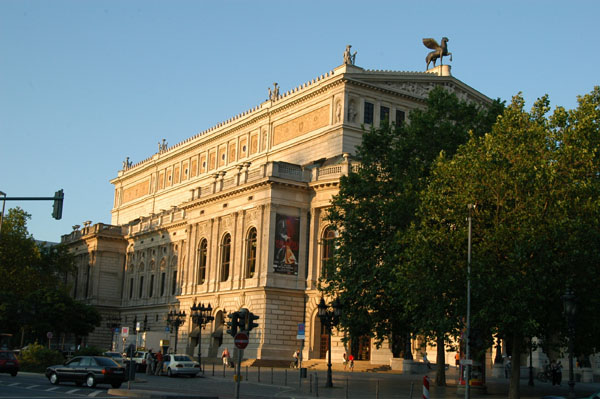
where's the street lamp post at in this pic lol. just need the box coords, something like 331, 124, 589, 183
317, 296, 342, 388
562, 288, 576, 399
465, 204, 474, 399
190, 302, 214, 373
166, 310, 186, 353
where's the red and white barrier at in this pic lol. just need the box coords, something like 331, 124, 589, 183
423, 375, 430, 399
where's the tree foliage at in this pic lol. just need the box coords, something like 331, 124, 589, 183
323, 87, 503, 384
418, 87, 600, 398
0, 207, 101, 347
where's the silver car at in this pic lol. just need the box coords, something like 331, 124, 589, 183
162, 354, 200, 377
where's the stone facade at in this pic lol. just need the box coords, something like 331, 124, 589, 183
62, 63, 492, 363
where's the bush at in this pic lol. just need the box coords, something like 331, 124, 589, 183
19, 343, 65, 372
73, 346, 103, 357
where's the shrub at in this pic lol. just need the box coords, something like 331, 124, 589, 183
19, 343, 65, 372
73, 346, 103, 357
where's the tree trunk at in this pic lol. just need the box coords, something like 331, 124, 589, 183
435, 334, 446, 386
508, 334, 522, 399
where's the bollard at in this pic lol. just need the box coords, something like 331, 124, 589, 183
309, 372, 313, 394
285, 369, 288, 386
246, 365, 248, 381
271, 367, 274, 384
422, 375, 430, 399
223, 363, 226, 377
315, 373, 319, 397
212, 363, 215, 376
375, 379, 379, 399
258, 366, 261, 382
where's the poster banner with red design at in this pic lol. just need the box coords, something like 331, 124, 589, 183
273, 214, 300, 275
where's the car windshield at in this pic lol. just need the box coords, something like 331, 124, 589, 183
174, 355, 192, 362
96, 357, 119, 367
0, 351, 17, 360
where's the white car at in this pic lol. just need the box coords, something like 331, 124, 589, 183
162, 354, 200, 377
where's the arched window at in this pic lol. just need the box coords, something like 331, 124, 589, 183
197, 239, 208, 284
320, 226, 336, 278
246, 227, 257, 278
220, 233, 231, 282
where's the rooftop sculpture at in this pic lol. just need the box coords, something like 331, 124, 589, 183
343, 45, 357, 65
422, 37, 452, 70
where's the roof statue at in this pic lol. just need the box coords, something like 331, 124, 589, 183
343, 45, 357, 65
268, 82, 280, 102
422, 37, 452, 70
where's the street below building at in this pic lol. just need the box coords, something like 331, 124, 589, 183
2, 364, 600, 399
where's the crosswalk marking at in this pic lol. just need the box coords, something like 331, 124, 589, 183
46, 386, 60, 391
66, 388, 81, 394
25, 384, 40, 389
88, 390, 104, 397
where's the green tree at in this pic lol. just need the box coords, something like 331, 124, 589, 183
323, 87, 502, 384
0, 208, 101, 347
419, 87, 600, 399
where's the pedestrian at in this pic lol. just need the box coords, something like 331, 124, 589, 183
146, 349, 153, 375
423, 352, 432, 369
293, 349, 299, 368
343, 352, 348, 370
504, 357, 512, 379
348, 353, 354, 371
551, 360, 558, 385
556, 361, 563, 386
154, 351, 163, 376
222, 348, 230, 367
455, 352, 460, 368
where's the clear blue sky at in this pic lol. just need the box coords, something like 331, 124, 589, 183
1, 0, 598, 242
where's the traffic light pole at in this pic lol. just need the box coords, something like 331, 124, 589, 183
0, 190, 64, 236
235, 348, 243, 399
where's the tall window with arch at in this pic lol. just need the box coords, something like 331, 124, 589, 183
246, 227, 257, 278
197, 239, 208, 284
220, 233, 231, 282
320, 226, 337, 278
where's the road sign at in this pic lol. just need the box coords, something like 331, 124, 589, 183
122, 326, 129, 337
234, 332, 249, 349
46, 331, 53, 340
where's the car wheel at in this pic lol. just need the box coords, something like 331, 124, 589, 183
85, 374, 97, 388
111, 382, 122, 388
49, 372, 60, 385
167, 368, 174, 378
11, 371, 17, 377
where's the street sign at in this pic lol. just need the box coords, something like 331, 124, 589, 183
122, 326, 129, 337
46, 331, 53, 340
296, 323, 305, 340
234, 332, 249, 349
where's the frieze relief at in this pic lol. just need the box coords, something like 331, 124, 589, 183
380, 81, 471, 102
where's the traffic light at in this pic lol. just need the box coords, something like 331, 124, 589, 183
226, 312, 239, 337
246, 312, 259, 332
52, 189, 64, 220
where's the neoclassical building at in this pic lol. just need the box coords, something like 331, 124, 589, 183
61, 56, 492, 364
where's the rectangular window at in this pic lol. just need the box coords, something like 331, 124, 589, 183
129, 278, 134, 299
380, 106, 390, 123
160, 272, 166, 296
149, 274, 154, 298
364, 102, 374, 124
395, 110, 405, 125
171, 271, 177, 295
139, 276, 144, 298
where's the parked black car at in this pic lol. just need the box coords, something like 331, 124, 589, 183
45, 356, 125, 388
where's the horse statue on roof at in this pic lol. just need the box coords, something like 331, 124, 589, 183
423, 37, 452, 70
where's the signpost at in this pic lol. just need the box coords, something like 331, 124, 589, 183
234, 332, 249, 349
47, 332, 53, 349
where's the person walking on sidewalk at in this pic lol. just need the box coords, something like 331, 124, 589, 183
154, 351, 163, 376
348, 353, 354, 371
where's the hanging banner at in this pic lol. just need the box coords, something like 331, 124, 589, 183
273, 214, 300, 275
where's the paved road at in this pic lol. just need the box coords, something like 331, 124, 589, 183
2, 367, 600, 399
